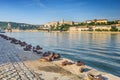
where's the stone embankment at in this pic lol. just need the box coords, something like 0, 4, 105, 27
0, 35, 43, 80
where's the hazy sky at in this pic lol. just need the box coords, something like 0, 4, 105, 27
0, 0, 120, 24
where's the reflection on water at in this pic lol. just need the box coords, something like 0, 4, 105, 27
5, 32, 120, 77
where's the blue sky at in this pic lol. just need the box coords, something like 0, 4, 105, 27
0, 0, 120, 24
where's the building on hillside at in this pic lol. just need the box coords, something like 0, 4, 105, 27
63, 21, 74, 25
59, 19, 74, 26
69, 26, 89, 31
69, 27, 78, 32
44, 21, 59, 27
94, 25, 111, 31
78, 27, 89, 31
94, 19, 108, 24
115, 24, 120, 26
86, 20, 93, 23
116, 27, 120, 31
117, 20, 120, 24
44, 21, 59, 30
112, 24, 120, 31
39, 25, 44, 27
88, 26, 96, 31
69, 25, 111, 31
73, 22, 80, 25
114, 20, 120, 24
44, 19, 74, 30
116, 25, 120, 31
39, 25, 45, 29
86, 19, 108, 24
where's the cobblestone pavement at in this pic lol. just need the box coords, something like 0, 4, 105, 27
0, 37, 43, 80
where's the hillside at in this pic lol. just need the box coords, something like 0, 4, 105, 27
0, 21, 40, 30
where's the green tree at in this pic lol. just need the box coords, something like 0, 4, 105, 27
95, 29, 101, 31
110, 26, 118, 31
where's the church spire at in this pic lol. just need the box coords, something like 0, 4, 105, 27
61, 19, 64, 24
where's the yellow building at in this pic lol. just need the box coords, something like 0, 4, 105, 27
69, 27, 78, 32
69, 25, 111, 31
78, 27, 89, 31
118, 20, 120, 24
69, 26, 89, 31
73, 22, 80, 25
44, 19, 74, 28
86, 20, 93, 23
95, 19, 108, 24
112, 24, 120, 30
63, 21, 73, 25
86, 19, 108, 24
94, 26, 111, 31
44, 21, 59, 27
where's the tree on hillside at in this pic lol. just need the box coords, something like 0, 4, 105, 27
110, 26, 118, 31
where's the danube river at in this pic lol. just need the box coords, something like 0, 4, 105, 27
5, 32, 120, 77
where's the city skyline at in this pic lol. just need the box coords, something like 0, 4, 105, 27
0, 0, 120, 24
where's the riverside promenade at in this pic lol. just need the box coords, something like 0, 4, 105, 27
0, 37, 43, 80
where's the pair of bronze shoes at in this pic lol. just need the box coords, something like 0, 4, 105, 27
62, 60, 85, 66
88, 74, 104, 80
61, 60, 74, 66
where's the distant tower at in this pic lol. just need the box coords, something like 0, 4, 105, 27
61, 19, 64, 24
7, 23, 12, 32
59, 19, 64, 26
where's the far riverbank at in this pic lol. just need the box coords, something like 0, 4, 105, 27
6, 29, 120, 34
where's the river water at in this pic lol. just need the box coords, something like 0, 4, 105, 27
5, 32, 120, 77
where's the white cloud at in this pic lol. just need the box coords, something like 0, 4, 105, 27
34, 0, 46, 8
26, 0, 46, 8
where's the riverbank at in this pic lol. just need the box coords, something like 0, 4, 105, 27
5, 29, 120, 33
0, 34, 120, 80
78, 31, 120, 34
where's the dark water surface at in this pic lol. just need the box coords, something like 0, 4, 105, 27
5, 32, 120, 77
